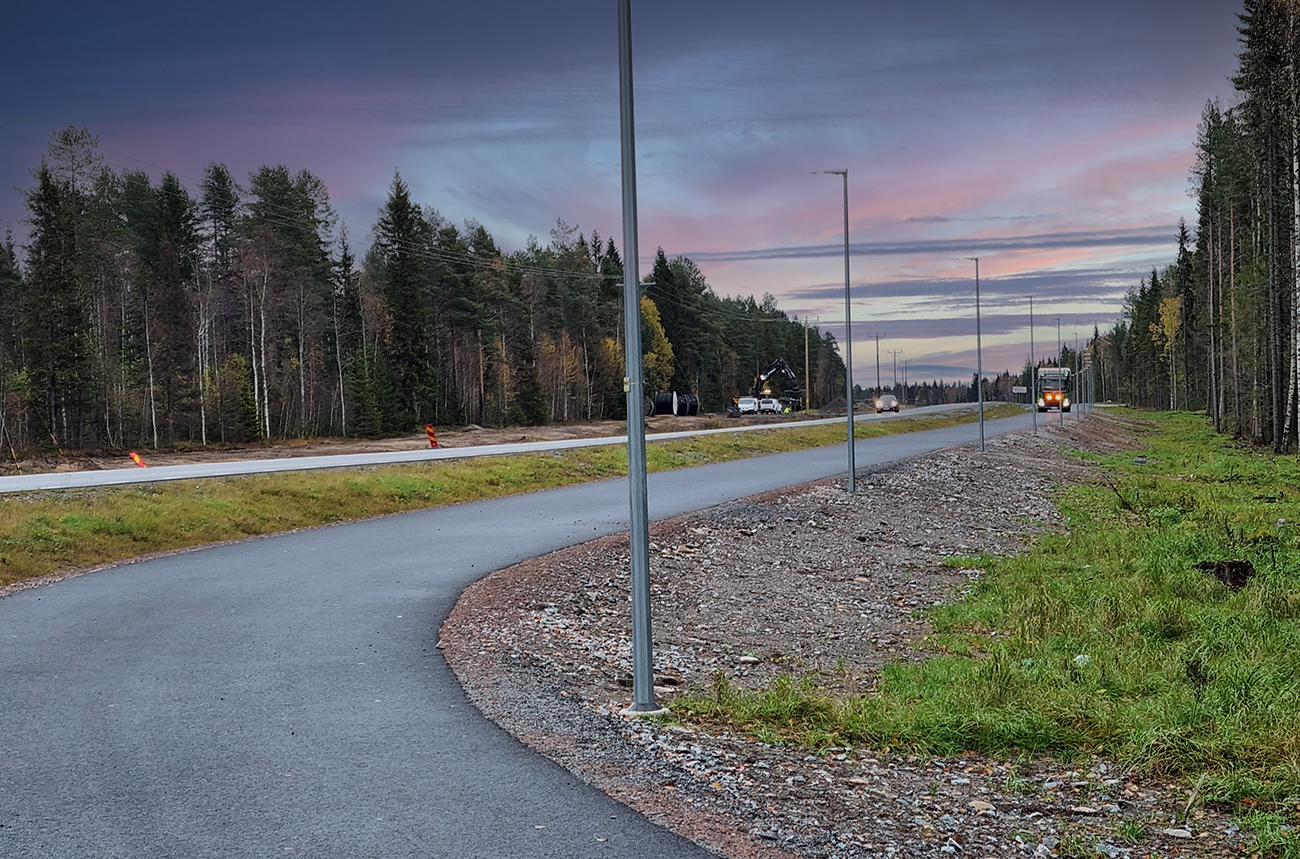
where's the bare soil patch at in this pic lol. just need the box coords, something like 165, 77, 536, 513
441, 412, 1248, 858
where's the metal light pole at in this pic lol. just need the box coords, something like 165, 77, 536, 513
964, 257, 984, 452
1056, 317, 1063, 428
1029, 295, 1037, 436
1074, 332, 1080, 423
814, 169, 855, 493
617, 0, 661, 716
889, 349, 902, 397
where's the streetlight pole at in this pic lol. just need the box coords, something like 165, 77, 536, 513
1056, 317, 1063, 428
814, 169, 855, 493
1029, 295, 1037, 436
964, 257, 984, 452
617, 0, 661, 716
1074, 332, 1080, 423
888, 349, 902, 397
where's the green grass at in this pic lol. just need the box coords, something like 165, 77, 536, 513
672, 410, 1300, 817
0, 404, 1018, 590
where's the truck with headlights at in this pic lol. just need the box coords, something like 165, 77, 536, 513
1036, 367, 1072, 412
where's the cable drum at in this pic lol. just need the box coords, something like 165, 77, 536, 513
653, 393, 675, 415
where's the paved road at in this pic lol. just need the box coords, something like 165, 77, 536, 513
0, 413, 1033, 858
0, 402, 979, 494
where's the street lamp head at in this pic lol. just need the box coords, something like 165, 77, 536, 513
812, 169, 847, 176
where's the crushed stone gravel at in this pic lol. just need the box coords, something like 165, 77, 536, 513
440, 413, 1248, 858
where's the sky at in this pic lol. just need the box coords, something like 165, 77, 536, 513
2, 0, 1244, 386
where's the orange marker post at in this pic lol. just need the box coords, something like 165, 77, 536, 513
424, 424, 438, 449
129, 451, 146, 468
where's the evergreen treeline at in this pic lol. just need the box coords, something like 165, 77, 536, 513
1096, 0, 1300, 449
0, 129, 845, 453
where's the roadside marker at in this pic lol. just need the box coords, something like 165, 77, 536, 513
129, 451, 146, 468
424, 425, 438, 449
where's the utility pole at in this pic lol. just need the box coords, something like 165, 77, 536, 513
901, 358, 910, 404
888, 349, 902, 397
868, 333, 883, 398
804, 316, 811, 410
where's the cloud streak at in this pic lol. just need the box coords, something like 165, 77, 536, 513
686, 226, 1179, 264
0, 0, 1241, 383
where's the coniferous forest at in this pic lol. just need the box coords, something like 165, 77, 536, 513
0, 133, 848, 454
1093, 0, 1300, 450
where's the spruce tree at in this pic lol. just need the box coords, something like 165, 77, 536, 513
373, 172, 436, 429
22, 164, 94, 447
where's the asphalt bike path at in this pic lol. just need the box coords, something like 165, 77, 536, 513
0, 413, 1033, 858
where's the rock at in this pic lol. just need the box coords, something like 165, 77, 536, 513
1163, 827, 1194, 839
1195, 559, 1255, 591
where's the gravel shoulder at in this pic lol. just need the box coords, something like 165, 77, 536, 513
440, 412, 1249, 859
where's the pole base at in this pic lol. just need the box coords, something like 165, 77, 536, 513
620, 703, 670, 718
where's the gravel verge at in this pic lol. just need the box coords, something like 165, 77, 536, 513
440, 413, 1248, 858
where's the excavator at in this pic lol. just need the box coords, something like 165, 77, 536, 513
732, 357, 805, 415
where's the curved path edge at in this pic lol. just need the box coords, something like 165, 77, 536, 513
0, 413, 1033, 859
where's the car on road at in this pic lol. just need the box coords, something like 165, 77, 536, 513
736, 396, 760, 414
875, 394, 900, 413
758, 397, 782, 414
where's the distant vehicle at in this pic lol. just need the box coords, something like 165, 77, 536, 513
874, 394, 899, 413
730, 357, 806, 416
748, 358, 805, 411
1036, 367, 1072, 412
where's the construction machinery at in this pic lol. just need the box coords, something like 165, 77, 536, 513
747, 357, 805, 412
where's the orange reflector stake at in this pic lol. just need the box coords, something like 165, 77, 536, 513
129, 451, 146, 468
424, 425, 438, 449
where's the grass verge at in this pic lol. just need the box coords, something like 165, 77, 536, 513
0, 404, 1019, 591
672, 410, 1300, 834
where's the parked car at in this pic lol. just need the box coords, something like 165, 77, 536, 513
874, 394, 899, 413
736, 396, 760, 414
758, 397, 782, 414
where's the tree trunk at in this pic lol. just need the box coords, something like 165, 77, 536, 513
334, 294, 347, 437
